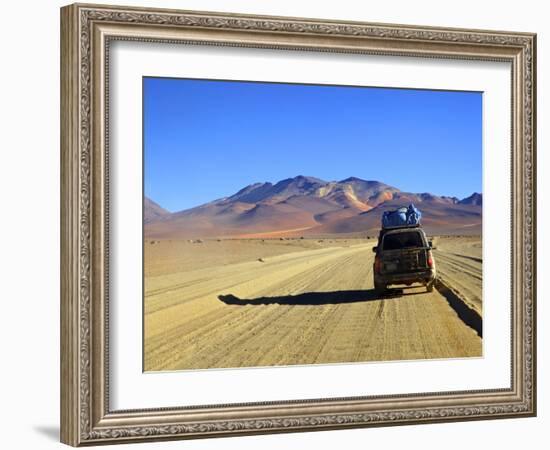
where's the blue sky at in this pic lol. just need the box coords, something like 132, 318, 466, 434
144, 77, 482, 212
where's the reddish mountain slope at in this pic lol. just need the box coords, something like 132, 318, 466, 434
145, 177, 482, 238
144, 197, 170, 224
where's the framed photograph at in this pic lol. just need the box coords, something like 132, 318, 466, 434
60, 3, 536, 446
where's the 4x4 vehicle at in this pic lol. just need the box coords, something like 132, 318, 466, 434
372, 226, 436, 294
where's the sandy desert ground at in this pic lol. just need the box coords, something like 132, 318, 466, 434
144, 236, 482, 371
144, 237, 482, 371
432, 236, 483, 316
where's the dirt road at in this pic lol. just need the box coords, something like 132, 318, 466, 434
433, 236, 483, 316
144, 241, 482, 371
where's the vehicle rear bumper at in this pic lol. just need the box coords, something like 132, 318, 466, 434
375, 269, 436, 286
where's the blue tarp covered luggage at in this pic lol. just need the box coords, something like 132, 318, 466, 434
382, 204, 422, 229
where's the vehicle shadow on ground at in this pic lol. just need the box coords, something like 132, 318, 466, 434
218, 289, 409, 306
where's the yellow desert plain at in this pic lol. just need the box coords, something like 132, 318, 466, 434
144, 235, 482, 371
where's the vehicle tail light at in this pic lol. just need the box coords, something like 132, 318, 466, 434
374, 256, 382, 273
427, 253, 433, 267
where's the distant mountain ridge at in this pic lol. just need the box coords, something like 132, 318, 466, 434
145, 176, 482, 238
458, 192, 483, 206
144, 197, 170, 224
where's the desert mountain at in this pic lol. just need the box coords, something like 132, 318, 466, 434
458, 192, 483, 206
144, 197, 170, 224
145, 176, 482, 238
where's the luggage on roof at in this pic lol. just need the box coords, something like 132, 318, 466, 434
381, 204, 422, 229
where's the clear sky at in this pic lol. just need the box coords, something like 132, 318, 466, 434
144, 77, 482, 212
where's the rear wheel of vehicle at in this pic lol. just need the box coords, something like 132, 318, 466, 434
374, 281, 386, 295
426, 281, 435, 292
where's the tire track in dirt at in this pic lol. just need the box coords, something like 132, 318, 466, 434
434, 247, 482, 316
237, 254, 363, 367
145, 245, 368, 331
145, 246, 370, 370
178, 253, 364, 369
144, 240, 482, 371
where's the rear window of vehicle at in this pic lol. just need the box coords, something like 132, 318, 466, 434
383, 231, 424, 250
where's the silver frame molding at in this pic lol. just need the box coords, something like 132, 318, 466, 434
60, 3, 536, 446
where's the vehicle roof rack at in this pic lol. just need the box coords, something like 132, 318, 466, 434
381, 223, 421, 231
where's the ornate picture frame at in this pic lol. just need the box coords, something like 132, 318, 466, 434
60, 3, 536, 446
